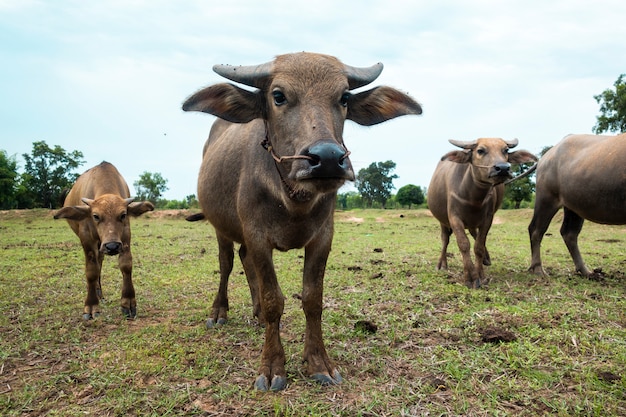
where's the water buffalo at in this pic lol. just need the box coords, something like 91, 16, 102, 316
54, 162, 154, 319
529, 133, 626, 276
182, 52, 422, 391
428, 138, 537, 288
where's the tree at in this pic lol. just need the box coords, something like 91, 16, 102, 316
356, 160, 398, 208
0, 150, 19, 209
503, 162, 536, 209
21, 141, 85, 208
593, 74, 626, 134
396, 184, 425, 208
133, 171, 168, 206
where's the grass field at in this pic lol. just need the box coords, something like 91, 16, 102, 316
1, 208, 625, 416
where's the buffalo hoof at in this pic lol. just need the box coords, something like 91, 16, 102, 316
311, 369, 343, 386
254, 374, 287, 391
82, 311, 101, 320
206, 317, 227, 329
121, 306, 137, 320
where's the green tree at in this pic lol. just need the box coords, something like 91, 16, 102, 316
593, 74, 626, 134
21, 141, 85, 208
134, 171, 169, 206
396, 184, 425, 209
0, 150, 19, 209
356, 160, 398, 208
503, 162, 536, 209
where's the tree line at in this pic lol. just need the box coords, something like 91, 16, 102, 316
2, 74, 623, 210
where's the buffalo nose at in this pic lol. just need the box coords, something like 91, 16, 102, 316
306, 142, 351, 178
103, 242, 122, 255
494, 162, 511, 175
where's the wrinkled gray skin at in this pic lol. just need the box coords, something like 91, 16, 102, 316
54, 162, 154, 320
428, 138, 538, 289
529, 133, 626, 276
182, 52, 422, 391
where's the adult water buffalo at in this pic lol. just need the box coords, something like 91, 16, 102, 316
529, 133, 626, 276
183, 52, 422, 391
54, 162, 154, 320
428, 138, 537, 288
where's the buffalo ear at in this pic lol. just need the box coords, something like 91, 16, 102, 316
128, 201, 154, 217
54, 205, 91, 221
441, 149, 472, 164
347, 86, 422, 126
182, 83, 263, 123
509, 150, 538, 164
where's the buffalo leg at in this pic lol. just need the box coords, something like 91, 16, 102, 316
207, 234, 234, 328
239, 244, 263, 324
302, 234, 342, 386
450, 219, 480, 288
470, 228, 491, 266
528, 199, 560, 275
561, 208, 591, 276
118, 246, 136, 319
82, 244, 102, 320
436, 224, 452, 270
251, 246, 287, 391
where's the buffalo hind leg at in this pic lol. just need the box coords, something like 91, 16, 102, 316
436, 224, 452, 270
470, 228, 491, 266
561, 208, 591, 276
239, 244, 263, 324
207, 234, 234, 328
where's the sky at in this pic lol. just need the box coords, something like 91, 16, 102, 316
1, 0, 625, 200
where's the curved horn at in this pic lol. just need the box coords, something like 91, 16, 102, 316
448, 139, 477, 150
213, 61, 274, 88
504, 138, 519, 148
344, 62, 384, 89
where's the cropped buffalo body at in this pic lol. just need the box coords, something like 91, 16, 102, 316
529, 133, 626, 276
54, 162, 154, 320
428, 138, 537, 288
183, 52, 422, 391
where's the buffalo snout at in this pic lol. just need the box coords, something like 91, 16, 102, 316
491, 162, 512, 178
102, 241, 122, 255
300, 141, 354, 180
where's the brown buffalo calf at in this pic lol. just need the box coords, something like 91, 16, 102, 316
54, 162, 154, 319
428, 138, 537, 288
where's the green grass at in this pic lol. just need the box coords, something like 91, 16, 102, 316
1, 208, 625, 416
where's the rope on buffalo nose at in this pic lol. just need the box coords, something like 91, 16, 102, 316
504, 163, 537, 185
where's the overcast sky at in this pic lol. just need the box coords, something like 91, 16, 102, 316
1, 0, 625, 200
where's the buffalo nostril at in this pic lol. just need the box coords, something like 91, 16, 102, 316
307, 142, 347, 166
494, 163, 511, 173
103, 242, 122, 254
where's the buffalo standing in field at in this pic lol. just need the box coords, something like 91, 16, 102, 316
529, 133, 626, 276
54, 162, 154, 319
428, 138, 537, 288
183, 52, 422, 391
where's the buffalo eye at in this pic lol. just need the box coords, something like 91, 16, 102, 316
340, 92, 351, 108
272, 91, 287, 106
120, 212, 127, 221
476, 148, 486, 156
92, 213, 100, 222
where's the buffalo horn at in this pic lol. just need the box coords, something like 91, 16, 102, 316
449, 139, 477, 149
504, 138, 519, 148
344, 63, 384, 89
213, 62, 274, 88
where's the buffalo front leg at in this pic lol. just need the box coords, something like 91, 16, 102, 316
302, 239, 342, 386
251, 247, 287, 391
451, 220, 481, 288
528, 199, 560, 275
561, 208, 592, 276
207, 234, 234, 328
118, 247, 136, 319
82, 246, 103, 320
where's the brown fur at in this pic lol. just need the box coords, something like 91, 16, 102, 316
428, 138, 537, 288
182, 52, 422, 391
529, 133, 626, 276
54, 162, 154, 319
